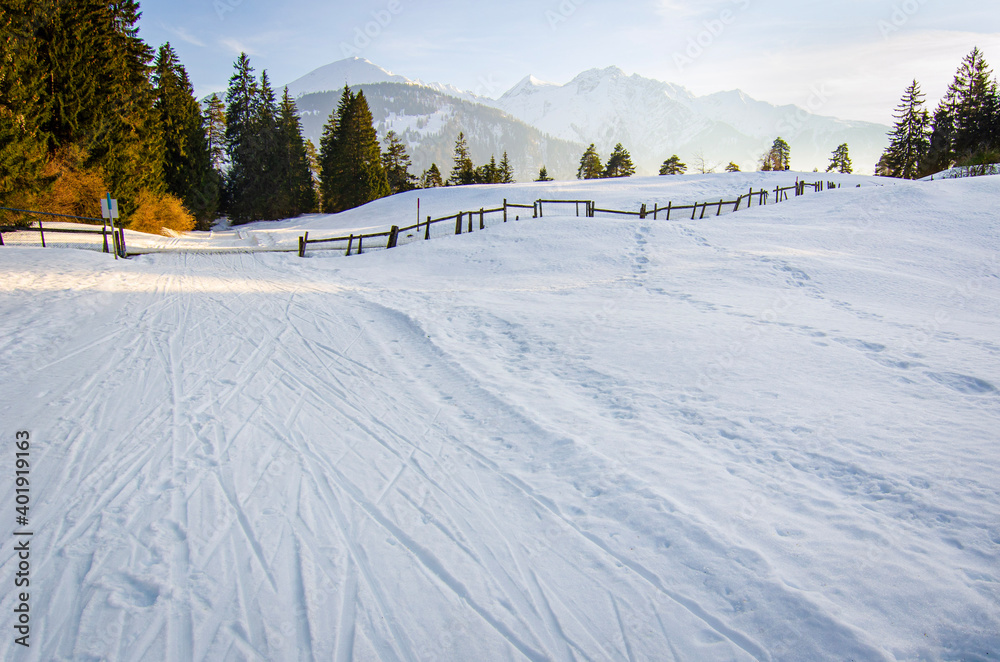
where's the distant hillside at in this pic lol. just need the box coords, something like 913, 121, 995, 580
295, 83, 586, 182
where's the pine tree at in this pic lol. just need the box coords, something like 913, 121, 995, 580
924, 101, 956, 176
826, 144, 852, 174
276, 87, 317, 216
318, 86, 389, 212
535, 166, 553, 182
948, 48, 997, 160
725, 162, 741, 173
223, 53, 262, 222
577, 144, 603, 179
448, 132, 475, 185
659, 155, 686, 175
382, 130, 416, 194
0, 0, 50, 213
317, 87, 347, 213
760, 137, 791, 171
153, 43, 217, 227
603, 143, 635, 178
881, 80, 930, 180
499, 152, 515, 183
475, 155, 499, 184
205, 93, 227, 170
421, 163, 443, 188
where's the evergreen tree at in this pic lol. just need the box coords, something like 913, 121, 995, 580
421, 163, 443, 188
317, 86, 389, 212
826, 143, 852, 174
499, 151, 515, 183
603, 143, 635, 178
0, 0, 50, 212
382, 130, 417, 194
725, 162, 741, 173
577, 144, 603, 179
475, 155, 499, 184
760, 137, 791, 171
223, 53, 263, 223
659, 155, 686, 175
535, 166, 553, 182
304, 139, 319, 182
448, 132, 475, 185
881, 80, 930, 180
205, 93, 227, 170
924, 101, 956, 176
153, 43, 217, 227
276, 86, 317, 216
948, 48, 997, 159
317, 86, 347, 213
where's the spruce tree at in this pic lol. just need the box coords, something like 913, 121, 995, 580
603, 143, 635, 178
826, 144, 852, 174
659, 155, 687, 175
725, 162, 741, 173
276, 87, 317, 216
577, 144, 603, 179
0, 0, 50, 212
475, 155, 499, 184
948, 48, 997, 160
382, 130, 416, 194
881, 80, 930, 180
205, 93, 227, 170
760, 138, 791, 171
499, 152, 515, 183
153, 43, 217, 226
224, 53, 261, 222
318, 87, 348, 213
421, 163, 443, 188
318, 86, 389, 212
535, 166, 553, 182
924, 101, 956, 176
448, 132, 475, 185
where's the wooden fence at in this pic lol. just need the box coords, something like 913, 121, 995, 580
299, 180, 841, 257
0, 207, 126, 257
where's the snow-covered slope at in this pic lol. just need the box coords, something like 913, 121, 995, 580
491, 66, 889, 175
285, 57, 482, 103
2, 174, 998, 660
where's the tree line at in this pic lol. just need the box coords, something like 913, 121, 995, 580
880, 48, 1000, 179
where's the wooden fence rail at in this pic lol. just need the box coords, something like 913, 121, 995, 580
0, 206, 123, 255
298, 180, 829, 257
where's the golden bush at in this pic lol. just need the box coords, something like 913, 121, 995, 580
128, 190, 195, 236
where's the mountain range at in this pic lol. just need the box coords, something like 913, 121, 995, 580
281, 58, 889, 180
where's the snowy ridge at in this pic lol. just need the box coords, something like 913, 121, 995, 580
1, 173, 998, 660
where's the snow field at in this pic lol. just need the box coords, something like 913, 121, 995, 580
1, 172, 998, 660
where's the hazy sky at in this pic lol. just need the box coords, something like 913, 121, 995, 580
138, 0, 1000, 125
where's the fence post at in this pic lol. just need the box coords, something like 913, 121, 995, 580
425, 216, 431, 240
534, 201, 539, 218
690, 203, 697, 220
298, 232, 308, 257
503, 199, 507, 223
387, 226, 399, 249
716, 199, 723, 216
467, 212, 473, 233
346, 234, 353, 256
700, 203, 708, 220
102, 225, 109, 253
38, 219, 45, 248
734, 195, 741, 212
112, 229, 120, 256
665, 201, 672, 221
358, 235, 363, 254
640, 203, 647, 219
479, 208, 484, 230
455, 213, 462, 235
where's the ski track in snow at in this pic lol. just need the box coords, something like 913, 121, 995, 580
1, 174, 999, 661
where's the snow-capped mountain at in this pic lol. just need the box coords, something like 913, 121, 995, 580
489, 66, 889, 174
283, 58, 889, 177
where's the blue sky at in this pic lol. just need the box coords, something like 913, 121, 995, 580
138, 0, 1000, 124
